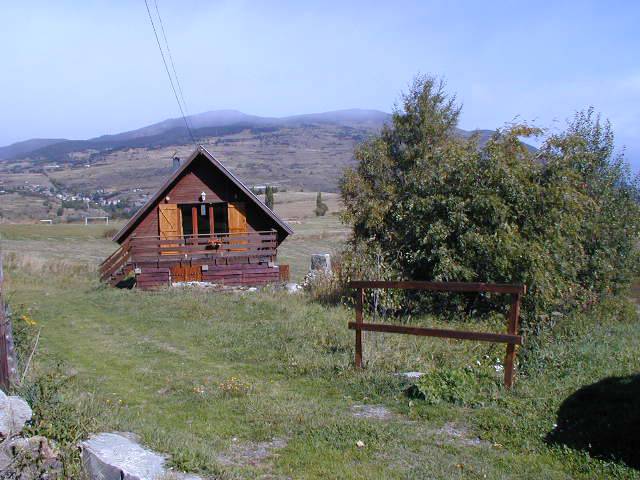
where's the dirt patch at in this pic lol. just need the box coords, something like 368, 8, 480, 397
350, 404, 395, 420
434, 422, 488, 447
216, 437, 288, 468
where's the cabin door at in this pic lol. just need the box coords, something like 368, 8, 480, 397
158, 204, 182, 255
227, 202, 248, 251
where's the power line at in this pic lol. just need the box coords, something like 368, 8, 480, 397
153, 0, 195, 134
143, 0, 196, 145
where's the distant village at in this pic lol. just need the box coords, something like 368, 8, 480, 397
0, 166, 281, 223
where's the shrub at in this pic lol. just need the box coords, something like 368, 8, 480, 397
405, 366, 499, 407
103, 227, 118, 239
340, 75, 640, 334
8, 305, 97, 477
265, 185, 275, 209
14, 364, 98, 478
315, 192, 328, 216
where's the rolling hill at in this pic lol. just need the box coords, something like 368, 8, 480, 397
0, 108, 509, 221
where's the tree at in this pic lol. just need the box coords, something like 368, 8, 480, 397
340, 75, 640, 330
265, 186, 275, 209
315, 192, 328, 216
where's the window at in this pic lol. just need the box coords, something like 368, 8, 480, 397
197, 205, 210, 235
179, 202, 228, 237
180, 205, 193, 236
213, 203, 228, 234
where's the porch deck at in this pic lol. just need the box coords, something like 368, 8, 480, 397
100, 230, 282, 289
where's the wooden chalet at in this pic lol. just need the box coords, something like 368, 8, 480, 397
99, 146, 293, 289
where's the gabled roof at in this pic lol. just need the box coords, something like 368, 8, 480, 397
112, 145, 293, 243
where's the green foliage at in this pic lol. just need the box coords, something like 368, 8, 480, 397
405, 366, 500, 407
15, 365, 98, 478
8, 306, 95, 477
340, 75, 640, 333
265, 185, 275, 209
61, 199, 87, 210
315, 192, 328, 216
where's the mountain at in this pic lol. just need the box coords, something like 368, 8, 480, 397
0, 109, 534, 201
0, 138, 67, 160
280, 109, 391, 127
0, 109, 392, 163
90, 110, 275, 143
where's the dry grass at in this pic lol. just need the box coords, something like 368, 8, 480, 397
272, 191, 342, 220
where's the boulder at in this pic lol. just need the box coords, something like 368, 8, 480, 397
81, 432, 203, 480
81, 433, 165, 480
0, 390, 33, 439
285, 283, 301, 294
310, 254, 331, 273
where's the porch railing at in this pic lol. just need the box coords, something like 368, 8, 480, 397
99, 230, 278, 281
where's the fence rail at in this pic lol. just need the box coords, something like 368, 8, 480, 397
347, 280, 526, 388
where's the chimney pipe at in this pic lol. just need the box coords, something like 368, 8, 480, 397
172, 157, 181, 172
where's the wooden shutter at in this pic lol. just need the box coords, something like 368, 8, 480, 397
227, 202, 248, 233
227, 202, 248, 251
158, 204, 182, 255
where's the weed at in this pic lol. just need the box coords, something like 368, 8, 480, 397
218, 377, 251, 397
405, 366, 499, 407
15, 364, 100, 478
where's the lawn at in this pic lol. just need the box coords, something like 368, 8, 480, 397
0, 223, 639, 479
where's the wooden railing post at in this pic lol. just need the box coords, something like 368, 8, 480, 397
504, 292, 521, 389
355, 287, 364, 369
0, 256, 9, 391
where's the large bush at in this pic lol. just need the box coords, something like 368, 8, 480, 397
340, 76, 640, 332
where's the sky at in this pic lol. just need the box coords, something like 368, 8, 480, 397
2, 1, 639, 168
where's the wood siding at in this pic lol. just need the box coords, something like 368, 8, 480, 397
128, 156, 274, 239
135, 262, 280, 290
103, 151, 289, 289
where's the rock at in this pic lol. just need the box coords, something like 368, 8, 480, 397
81, 432, 204, 480
0, 390, 33, 439
0, 435, 63, 478
310, 254, 331, 273
356, 440, 365, 448
398, 371, 425, 380
285, 283, 301, 294
81, 433, 165, 480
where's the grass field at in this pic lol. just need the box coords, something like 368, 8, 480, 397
0, 223, 639, 479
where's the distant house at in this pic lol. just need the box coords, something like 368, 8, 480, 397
100, 146, 292, 289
